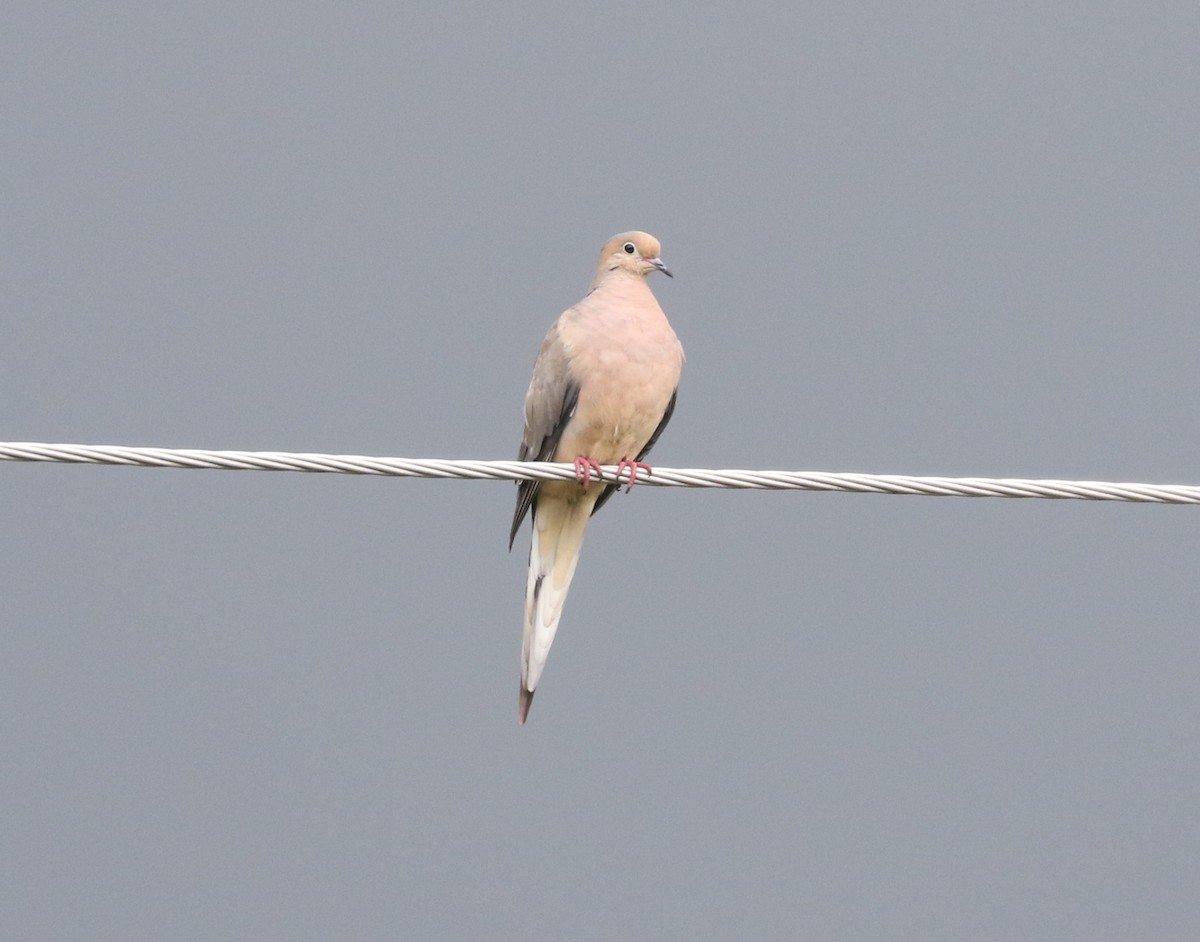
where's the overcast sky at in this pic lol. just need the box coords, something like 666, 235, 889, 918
3, 3, 1199, 939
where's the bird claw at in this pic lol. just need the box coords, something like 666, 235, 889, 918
574, 456, 603, 488
616, 458, 652, 492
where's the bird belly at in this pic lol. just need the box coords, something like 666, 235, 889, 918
556, 378, 668, 465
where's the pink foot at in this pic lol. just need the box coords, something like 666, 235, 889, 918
574, 455, 603, 488
616, 458, 652, 493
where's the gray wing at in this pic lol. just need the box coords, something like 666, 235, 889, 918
589, 387, 678, 517
509, 325, 580, 549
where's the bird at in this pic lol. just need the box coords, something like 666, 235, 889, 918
510, 231, 684, 723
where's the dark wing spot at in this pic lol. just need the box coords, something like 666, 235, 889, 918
509, 381, 581, 549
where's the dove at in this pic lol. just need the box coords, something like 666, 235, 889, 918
510, 231, 684, 723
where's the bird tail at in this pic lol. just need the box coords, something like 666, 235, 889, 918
519, 494, 595, 723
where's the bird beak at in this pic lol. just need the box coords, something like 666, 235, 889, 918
649, 257, 673, 278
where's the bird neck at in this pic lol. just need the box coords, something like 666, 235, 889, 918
590, 267, 647, 293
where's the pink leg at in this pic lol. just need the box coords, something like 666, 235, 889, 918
616, 458, 652, 493
573, 455, 603, 488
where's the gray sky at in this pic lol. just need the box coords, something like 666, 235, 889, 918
3, 3, 1199, 939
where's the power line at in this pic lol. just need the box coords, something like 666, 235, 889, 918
2, 441, 1198, 504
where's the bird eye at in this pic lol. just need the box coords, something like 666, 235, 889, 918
622, 242, 636, 255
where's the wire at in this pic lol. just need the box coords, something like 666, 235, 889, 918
2, 440, 1197, 504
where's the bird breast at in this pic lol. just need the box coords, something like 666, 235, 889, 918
557, 284, 682, 464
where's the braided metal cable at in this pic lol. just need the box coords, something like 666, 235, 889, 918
2, 441, 1198, 504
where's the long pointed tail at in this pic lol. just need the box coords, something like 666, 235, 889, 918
519, 494, 596, 723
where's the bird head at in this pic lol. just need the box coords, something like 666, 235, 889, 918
599, 231, 673, 279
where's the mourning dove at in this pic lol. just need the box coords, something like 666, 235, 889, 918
510, 231, 684, 723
